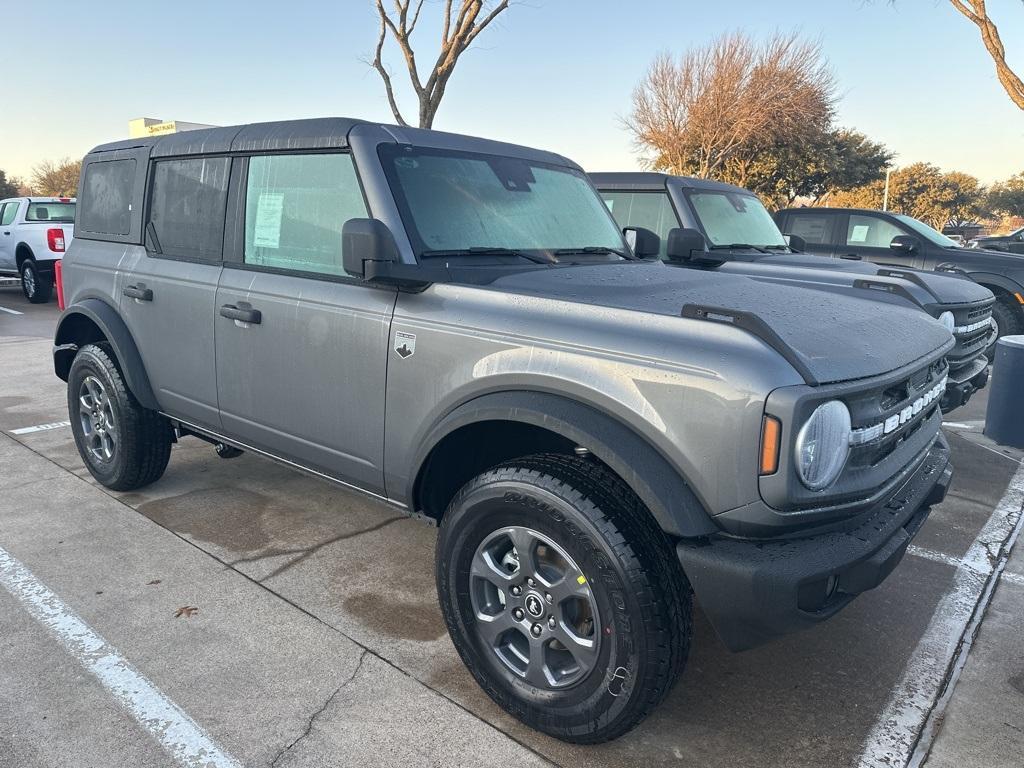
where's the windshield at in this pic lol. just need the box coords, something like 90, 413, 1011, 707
893, 214, 961, 248
26, 201, 75, 223
380, 145, 627, 259
686, 191, 787, 248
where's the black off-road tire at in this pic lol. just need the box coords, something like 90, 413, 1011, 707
68, 343, 172, 491
436, 453, 692, 744
20, 258, 52, 304
987, 295, 1024, 359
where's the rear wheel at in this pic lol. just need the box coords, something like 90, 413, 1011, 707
436, 454, 692, 743
68, 344, 173, 490
20, 258, 52, 304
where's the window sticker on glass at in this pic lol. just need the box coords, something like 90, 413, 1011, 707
253, 193, 284, 249
849, 224, 870, 244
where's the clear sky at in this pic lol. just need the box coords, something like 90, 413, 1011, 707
2, 0, 1021, 183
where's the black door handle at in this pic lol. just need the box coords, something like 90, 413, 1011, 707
123, 283, 153, 301
220, 302, 262, 324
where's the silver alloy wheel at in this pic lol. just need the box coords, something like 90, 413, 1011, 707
78, 375, 116, 463
22, 263, 35, 297
470, 526, 601, 689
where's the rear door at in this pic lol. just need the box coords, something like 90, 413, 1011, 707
778, 210, 838, 257
0, 201, 22, 270
835, 212, 924, 268
119, 155, 229, 430
214, 151, 395, 494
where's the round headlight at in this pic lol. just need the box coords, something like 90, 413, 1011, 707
938, 311, 955, 333
795, 401, 851, 491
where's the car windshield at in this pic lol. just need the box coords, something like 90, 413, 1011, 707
380, 145, 627, 260
893, 214, 961, 248
685, 190, 787, 248
26, 201, 75, 223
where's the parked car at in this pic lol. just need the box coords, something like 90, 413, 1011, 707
0, 196, 75, 302
592, 172, 994, 411
55, 118, 954, 743
970, 226, 1024, 254
775, 206, 1024, 344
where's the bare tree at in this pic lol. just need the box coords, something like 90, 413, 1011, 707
370, 0, 511, 128
30, 158, 81, 197
626, 32, 836, 180
949, 0, 1024, 109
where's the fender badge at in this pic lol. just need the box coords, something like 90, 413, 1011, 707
394, 331, 416, 359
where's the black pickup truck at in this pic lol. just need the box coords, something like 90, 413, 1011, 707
592, 172, 995, 412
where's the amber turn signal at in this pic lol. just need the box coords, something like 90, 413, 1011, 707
760, 415, 781, 475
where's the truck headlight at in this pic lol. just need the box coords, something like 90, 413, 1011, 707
795, 401, 851, 491
938, 311, 955, 333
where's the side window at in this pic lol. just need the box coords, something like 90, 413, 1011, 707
79, 159, 136, 235
147, 157, 230, 260
599, 191, 676, 257
787, 213, 832, 245
847, 214, 903, 248
243, 153, 366, 277
0, 202, 19, 226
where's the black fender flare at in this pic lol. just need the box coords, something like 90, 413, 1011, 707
53, 298, 160, 410
410, 390, 718, 539
965, 271, 1024, 301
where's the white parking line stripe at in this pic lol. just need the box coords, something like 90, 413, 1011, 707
857, 460, 1024, 768
0, 545, 243, 768
0, 305, 24, 315
909, 544, 1024, 586
9, 420, 71, 435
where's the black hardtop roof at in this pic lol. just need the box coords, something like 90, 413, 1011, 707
589, 171, 755, 196
85, 117, 579, 168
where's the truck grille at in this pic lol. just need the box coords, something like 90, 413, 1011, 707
948, 300, 995, 366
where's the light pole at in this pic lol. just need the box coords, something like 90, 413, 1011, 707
882, 167, 892, 212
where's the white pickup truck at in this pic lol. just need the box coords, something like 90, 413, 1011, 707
0, 197, 76, 303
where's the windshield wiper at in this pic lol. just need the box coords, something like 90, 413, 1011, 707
762, 244, 790, 251
709, 243, 771, 254
553, 246, 637, 260
420, 247, 555, 264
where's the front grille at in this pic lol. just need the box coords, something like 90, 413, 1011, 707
845, 358, 947, 469
947, 300, 994, 365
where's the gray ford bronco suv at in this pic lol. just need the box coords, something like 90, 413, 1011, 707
55, 118, 954, 743
592, 172, 996, 412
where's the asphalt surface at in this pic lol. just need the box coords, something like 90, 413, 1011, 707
0, 284, 1022, 768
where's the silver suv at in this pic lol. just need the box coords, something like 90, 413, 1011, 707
54, 118, 954, 743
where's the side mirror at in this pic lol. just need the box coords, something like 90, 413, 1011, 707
343, 218, 400, 278
890, 235, 918, 254
784, 234, 806, 252
622, 226, 661, 258
665, 227, 707, 262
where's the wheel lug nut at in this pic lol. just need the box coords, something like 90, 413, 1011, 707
548, 616, 556, 629
512, 608, 524, 621
531, 623, 543, 637
510, 585, 522, 596
527, 578, 535, 587
545, 593, 552, 603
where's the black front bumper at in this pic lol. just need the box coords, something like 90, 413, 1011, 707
941, 357, 990, 412
677, 434, 952, 652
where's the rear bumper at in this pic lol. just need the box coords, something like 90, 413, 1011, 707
677, 433, 951, 652
941, 357, 989, 412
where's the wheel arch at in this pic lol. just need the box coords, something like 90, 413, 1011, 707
15, 243, 34, 269
53, 298, 160, 410
410, 390, 717, 539
967, 272, 1024, 303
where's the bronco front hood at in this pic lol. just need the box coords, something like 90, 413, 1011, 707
488, 262, 952, 385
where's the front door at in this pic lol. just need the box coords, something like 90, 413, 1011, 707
119, 156, 230, 430
214, 152, 395, 494
837, 212, 923, 269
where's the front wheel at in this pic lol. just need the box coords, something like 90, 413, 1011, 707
987, 295, 1024, 359
20, 258, 52, 303
68, 344, 173, 490
436, 454, 692, 743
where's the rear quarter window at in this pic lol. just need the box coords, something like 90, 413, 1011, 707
79, 159, 136, 235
